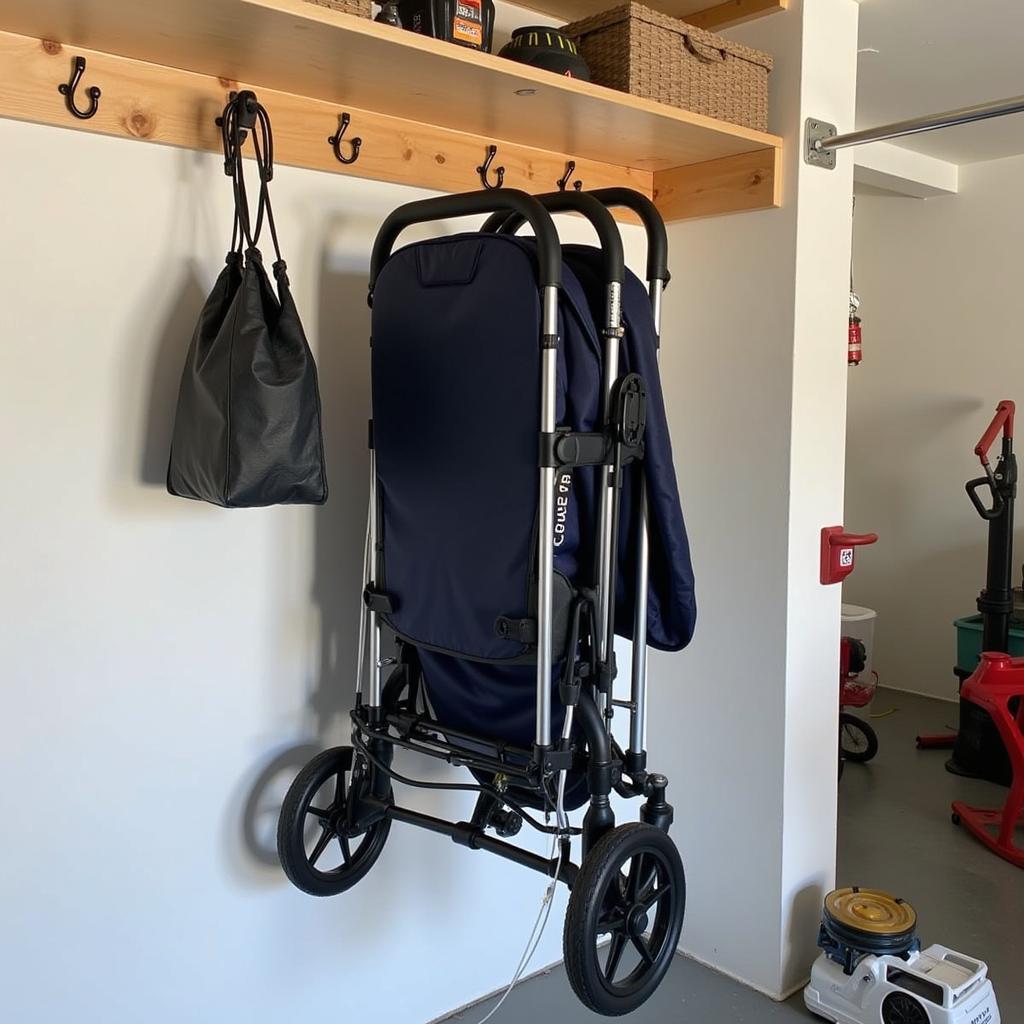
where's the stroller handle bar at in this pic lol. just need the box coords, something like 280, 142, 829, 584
480, 192, 625, 286
369, 189, 562, 292
577, 188, 669, 286
483, 187, 669, 285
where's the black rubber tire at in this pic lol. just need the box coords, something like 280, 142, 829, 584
881, 991, 929, 1024
277, 746, 390, 897
563, 823, 685, 1017
840, 713, 879, 763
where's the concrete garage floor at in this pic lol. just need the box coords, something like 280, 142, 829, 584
443, 688, 1021, 1023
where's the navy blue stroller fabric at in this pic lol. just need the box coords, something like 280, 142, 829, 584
562, 245, 697, 652
370, 231, 693, 802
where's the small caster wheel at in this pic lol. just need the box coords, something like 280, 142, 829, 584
952, 812, 961, 826
564, 822, 685, 1016
839, 713, 879, 763
277, 746, 390, 896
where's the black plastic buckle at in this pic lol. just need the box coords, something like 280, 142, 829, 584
536, 745, 575, 776
540, 428, 611, 469
363, 587, 394, 614
495, 616, 537, 644
614, 374, 647, 457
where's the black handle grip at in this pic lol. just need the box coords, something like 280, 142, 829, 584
369, 188, 561, 292
479, 191, 624, 286
483, 187, 668, 284
586, 188, 669, 285
966, 475, 1004, 520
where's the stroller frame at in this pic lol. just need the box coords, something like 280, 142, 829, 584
351, 189, 668, 863
279, 187, 685, 1016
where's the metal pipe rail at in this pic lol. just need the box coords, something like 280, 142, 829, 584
806, 94, 1024, 168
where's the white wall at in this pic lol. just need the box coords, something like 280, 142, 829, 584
0, 117, 653, 1024
650, 0, 858, 999
0, 1, 860, 1015
844, 153, 1024, 701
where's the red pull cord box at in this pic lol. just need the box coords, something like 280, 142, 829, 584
821, 526, 878, 585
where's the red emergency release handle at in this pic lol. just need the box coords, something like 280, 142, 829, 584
820, 526, 878, 585
975, 400, 1015, 466
829, 531, 878, 548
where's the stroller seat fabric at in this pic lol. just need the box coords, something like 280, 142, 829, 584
371, 230, 694, 761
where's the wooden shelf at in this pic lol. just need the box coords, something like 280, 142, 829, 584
0, 0, 783, 222
508, 0, 787, 31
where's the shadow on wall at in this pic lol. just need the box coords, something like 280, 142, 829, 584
240, 238, 376, 868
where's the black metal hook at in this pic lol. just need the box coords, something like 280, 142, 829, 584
57, 56, 101, 120
215, 90, 261, 176
477, 145, 505, 190
328, 113, 362, 165
557, 160, 583, 192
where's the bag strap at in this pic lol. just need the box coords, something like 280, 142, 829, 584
218, 91, 287, 279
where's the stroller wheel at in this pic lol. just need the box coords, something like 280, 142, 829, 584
276, 746, 390, 897
839, 713, 879, 763
563, 823, 685, 1016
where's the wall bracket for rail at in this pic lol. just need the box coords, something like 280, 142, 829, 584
804, 118, 837, 169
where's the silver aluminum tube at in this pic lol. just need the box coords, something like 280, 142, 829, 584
816, 94, 1024, 152
628, 278, 663, 754
536, 285, 560, 748
595, 282, 623, 680
628, 485, 650, 753
367, 451, 382, 708
354, 486, 373, 699
650, 279, 663, 336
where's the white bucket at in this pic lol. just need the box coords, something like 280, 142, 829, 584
841, 604, 876, 685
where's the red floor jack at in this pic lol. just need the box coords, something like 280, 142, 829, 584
916, 401, 1017, 786
952, 651, 1024, 868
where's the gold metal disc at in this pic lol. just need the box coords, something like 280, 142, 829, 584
823, 888, 917, 936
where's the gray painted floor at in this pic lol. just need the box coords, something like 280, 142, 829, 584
443, 688, 1022, 1022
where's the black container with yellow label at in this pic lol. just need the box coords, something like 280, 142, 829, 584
397, 0, 495, 51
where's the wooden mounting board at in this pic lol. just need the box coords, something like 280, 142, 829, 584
0, 0, 780, 172
0, 32, 651, 205
510, 0, 787, 30
0, 0, 782, 222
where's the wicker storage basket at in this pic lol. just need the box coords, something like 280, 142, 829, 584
304, 0, 372, 19
563, 2, 772, 131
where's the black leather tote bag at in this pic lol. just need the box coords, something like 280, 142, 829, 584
167, 91, 328, 507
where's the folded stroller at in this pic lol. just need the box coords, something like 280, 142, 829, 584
278, 188, 696, 1017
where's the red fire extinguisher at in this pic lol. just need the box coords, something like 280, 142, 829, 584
848, 290, 862, 366
848, 196, 863, 367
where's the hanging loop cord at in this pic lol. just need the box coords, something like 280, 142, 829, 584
250, 104, 288, 284
217, 98, 244, 262
220, 95, 286, 280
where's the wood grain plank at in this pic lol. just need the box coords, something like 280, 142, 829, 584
0, 32, 651, 203
460, 0, 785, 28
653, 146, 780, 221
682, 0, 787, 31
0, 0, 781, 172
